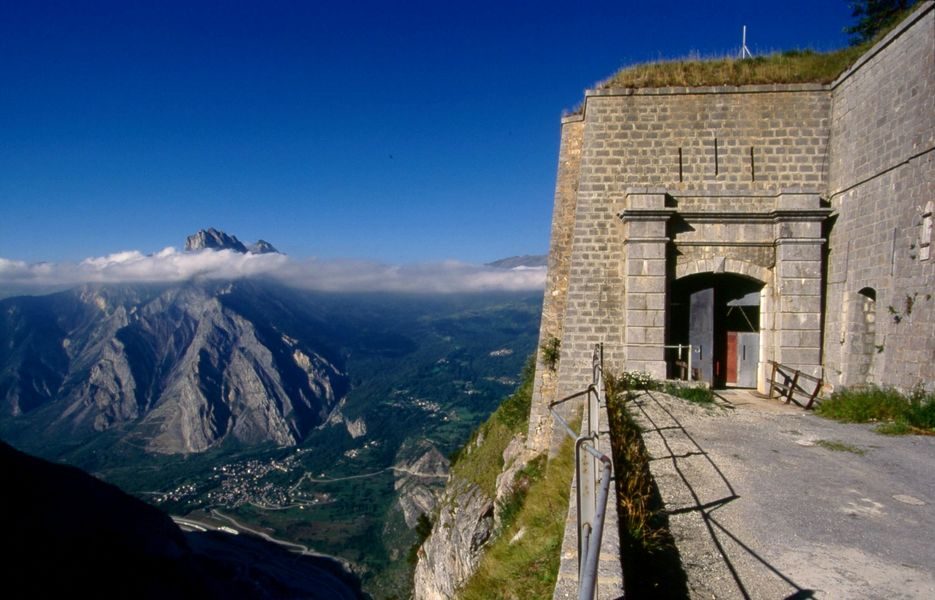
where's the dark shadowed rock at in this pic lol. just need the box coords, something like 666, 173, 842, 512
0, 440, 366, 599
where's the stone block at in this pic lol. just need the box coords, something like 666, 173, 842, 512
778, 261, 822, 279
780, 330, 823, 348
625, 309, 666, 327
626, 276, 667, 293
624, 240, 666, 259
626, 219, 668, 238
780, 295, 822, 314
626, 345, 665, 361
776, 241, 823, 261
626, 193, 667, 210
626, 258, 667, 276
777, 312, 821, 331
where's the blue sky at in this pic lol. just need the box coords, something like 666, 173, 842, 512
0, 1, 852, 265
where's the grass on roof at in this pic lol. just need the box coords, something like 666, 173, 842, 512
596, 3, 920, 90
599, 48, 865, 89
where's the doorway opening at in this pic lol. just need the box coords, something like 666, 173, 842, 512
669, 273, 764, 388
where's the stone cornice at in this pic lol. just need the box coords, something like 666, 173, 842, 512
618, 208, 676, 222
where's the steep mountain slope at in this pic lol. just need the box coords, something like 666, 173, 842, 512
1, 439, 365, 599
0, 281, 347, 454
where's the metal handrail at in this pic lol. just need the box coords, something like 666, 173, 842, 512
625, 343, 696, 380
549, 343, 613, 600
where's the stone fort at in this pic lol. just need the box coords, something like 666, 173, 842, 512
528, 2, 934, 452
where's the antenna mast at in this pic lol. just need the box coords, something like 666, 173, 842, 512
740, 25, 752, 59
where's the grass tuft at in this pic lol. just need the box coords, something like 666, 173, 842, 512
814, 439, 865, 455
816, 385, 935, 435
615, 370, 716, 405
457, 434, 575, 600
662, 382, 716, 405
605, 374, 688, 597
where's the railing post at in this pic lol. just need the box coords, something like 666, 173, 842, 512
687, 344, 693, 381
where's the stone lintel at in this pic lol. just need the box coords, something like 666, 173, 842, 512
672, 209, 831, 223
618, 209, 676, 222
623, 236, 671, 245
771, 209, 832, 222
676, 240, 774, 247
774, 238, 827, 245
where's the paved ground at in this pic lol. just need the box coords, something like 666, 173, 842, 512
631, 389, 935, 599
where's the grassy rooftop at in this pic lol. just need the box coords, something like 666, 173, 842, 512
598, 48, 865, 89
596, 4, 920, 90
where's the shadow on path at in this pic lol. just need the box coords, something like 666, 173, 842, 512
632, 390, 815, 600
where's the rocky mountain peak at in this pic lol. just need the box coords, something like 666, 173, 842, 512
185, 228, 249, 253
185, 229, 281, 255
249, 239, 279, 254
485, 255, 547, 269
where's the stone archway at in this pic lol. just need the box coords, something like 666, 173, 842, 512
619, 190, 828, 385
674, 257, 771, 286
669, 271, 767, 388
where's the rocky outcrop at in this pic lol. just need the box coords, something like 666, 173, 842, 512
413, 478, 494, 600
394, 440, 449, 528
493, 435, 534, 527
412, 433, 533, 600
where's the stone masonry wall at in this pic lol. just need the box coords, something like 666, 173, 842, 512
824, 1, 935, 390
527, 116, 583, 452
548, 86, 831, 440
529, 2, 934, 455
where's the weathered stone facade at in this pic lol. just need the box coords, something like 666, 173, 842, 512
529, 2, 935, 453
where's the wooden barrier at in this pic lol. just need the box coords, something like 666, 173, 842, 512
767, 361, 824, 409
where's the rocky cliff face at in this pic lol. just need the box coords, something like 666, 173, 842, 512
0, 280, 347, 454
394, 440, 450, 528
412, 433, 532, 600
413, 477, 494, 600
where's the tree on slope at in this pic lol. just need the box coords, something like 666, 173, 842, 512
846, 0, 918, 44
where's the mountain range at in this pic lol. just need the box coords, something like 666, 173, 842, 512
1, 280, 346, 454
0, 229, 542, 598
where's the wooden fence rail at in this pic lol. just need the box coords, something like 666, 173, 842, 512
767, 360, 824, 409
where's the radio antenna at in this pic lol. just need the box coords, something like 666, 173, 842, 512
740, 25, 753, 59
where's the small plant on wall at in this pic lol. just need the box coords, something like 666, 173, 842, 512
541, 337, 561, 371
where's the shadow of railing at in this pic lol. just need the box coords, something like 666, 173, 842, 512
631, 390, 816, 600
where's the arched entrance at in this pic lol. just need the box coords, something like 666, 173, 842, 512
669, 273, 764, 388
840, 287, 877, 385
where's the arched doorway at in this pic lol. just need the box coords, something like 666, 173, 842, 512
841, 287, 877, 385
669, 273, 764, 388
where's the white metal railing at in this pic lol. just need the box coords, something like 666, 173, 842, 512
549, 344, 613, 600
625, 343, 697, 380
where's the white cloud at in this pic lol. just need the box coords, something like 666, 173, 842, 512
0, 248, 546, 296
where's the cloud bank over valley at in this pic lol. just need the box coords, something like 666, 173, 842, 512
0, 247, 546, 297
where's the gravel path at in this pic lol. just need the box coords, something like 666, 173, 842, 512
630, 389, 935, 599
